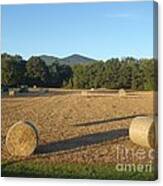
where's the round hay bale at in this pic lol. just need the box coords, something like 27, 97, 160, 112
41, 88, 48, 94
33, 85, 37, 89
6, 121, 38, 157
19, 85, 28, 93
129, 116, 156, 148
90, 88, 95, 91
81, 90, 89, 96
9, 90, 16, 96
118, 89, 126, 97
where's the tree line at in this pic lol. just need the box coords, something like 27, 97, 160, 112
1, 53, 157, 90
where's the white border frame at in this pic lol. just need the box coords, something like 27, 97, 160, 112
0, 0, 162, 185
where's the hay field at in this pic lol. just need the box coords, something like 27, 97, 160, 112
1, 90, 156, 179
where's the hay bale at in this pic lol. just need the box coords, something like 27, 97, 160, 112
41, 88, 48, 94
90, 88, 95, 91
33, 85, 37, 89
81, 90, 88, 96
129, 116, 156, 148
9, 90, 16, 96
119, 89, 126, 97
6, 121, 38, 157
19, 85, 28, 93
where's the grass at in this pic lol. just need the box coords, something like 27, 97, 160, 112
1, 160, 157, 180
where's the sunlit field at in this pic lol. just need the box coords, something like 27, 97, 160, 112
1, 89, 157, 180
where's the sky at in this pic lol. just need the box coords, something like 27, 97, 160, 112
1, 1, 154, 60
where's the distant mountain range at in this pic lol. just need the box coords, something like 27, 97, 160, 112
39, 54, 97, 66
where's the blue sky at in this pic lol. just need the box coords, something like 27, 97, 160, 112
2, 1, 154, 60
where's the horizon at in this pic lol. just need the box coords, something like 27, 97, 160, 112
2, 1, 154, 60
1, 51, 154, 61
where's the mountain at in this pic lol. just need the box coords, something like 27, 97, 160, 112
61, 54, 97, 65
40, 55, 59, 66
39, 54, 97, 66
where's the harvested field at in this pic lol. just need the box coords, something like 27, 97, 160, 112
1, 90, 157, 179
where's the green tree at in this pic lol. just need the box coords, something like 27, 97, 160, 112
26, 56, 49, 86
1, 53, 156, 91
140, 59, 155, 90
1, 53, 26, 87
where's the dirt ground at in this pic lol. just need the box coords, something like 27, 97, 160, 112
1, 91, 156, 166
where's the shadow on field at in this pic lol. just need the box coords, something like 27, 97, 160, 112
2, 128, 129, 168
73, 114, 148, 127
35, 128, 128, 154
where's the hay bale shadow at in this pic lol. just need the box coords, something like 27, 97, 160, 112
35, 128, 129, 154
73, 114, 148, 127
